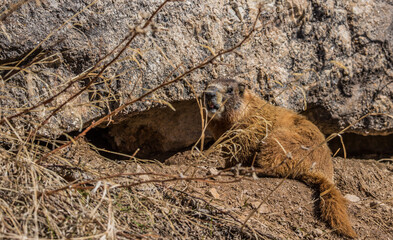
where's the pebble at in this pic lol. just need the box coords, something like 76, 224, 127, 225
250, 202, 269, 214
313, 228, 323, 236
207, 188, 220, 199
209, 167, 219, 175
344, 194, 360, 203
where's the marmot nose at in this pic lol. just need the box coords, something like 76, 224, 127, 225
204, 86, 218, 100
204, 91, 216, 100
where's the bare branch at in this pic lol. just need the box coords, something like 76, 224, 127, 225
0, 0, 172, 126
40, 6, 265, 162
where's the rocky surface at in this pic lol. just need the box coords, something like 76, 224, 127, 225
1, 0, 392, 146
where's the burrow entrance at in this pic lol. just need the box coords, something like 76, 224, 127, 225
86, 100, 213, 161
85, 100, 393, 161
328, 133, 393, 159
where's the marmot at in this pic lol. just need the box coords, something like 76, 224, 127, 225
203, 78, 356, 238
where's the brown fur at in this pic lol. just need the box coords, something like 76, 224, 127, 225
203, 78, 356, 238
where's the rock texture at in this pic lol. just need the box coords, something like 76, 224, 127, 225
1, 0, 392, 153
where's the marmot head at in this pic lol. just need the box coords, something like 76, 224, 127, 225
203, 78, 246, 120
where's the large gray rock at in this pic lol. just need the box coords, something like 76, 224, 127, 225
1, 0, 392, 155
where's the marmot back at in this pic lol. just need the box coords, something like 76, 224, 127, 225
203, 78, 356, 238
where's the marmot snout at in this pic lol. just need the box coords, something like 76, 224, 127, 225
203, 78, 246, 120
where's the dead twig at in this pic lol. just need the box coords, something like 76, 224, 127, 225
0, 0, 172, 128
40, 5, 265, 162
39, 171, 241, 198
0, 0, 32, 22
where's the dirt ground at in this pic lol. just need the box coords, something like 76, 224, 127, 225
164, 152, 393, 239
62, 141, 393, 239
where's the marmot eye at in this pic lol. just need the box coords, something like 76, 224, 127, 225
226, 87, 233, 94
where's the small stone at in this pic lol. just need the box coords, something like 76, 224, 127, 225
250, 202, 269, 214
258, 204, 269, 214
313, 228, 323, 236
379, 203, 391, 212
344, 194, 360, 203
207, 188, 220, 199
162, 207, 170, 214
209, 167, 219, 176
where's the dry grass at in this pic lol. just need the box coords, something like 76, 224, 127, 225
0, 1, 271, 239
0, 128, 272, 239
1, 1, 391, 239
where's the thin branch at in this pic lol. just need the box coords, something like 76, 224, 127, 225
38, 171, 240, 197
2, 0, 99, 80
0, 0, 172, 126
40, 6, 265, 162
0, 0, 32, 22
32, 0, 171, 134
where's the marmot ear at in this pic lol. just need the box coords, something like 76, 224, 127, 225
238, 83, 245, 96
